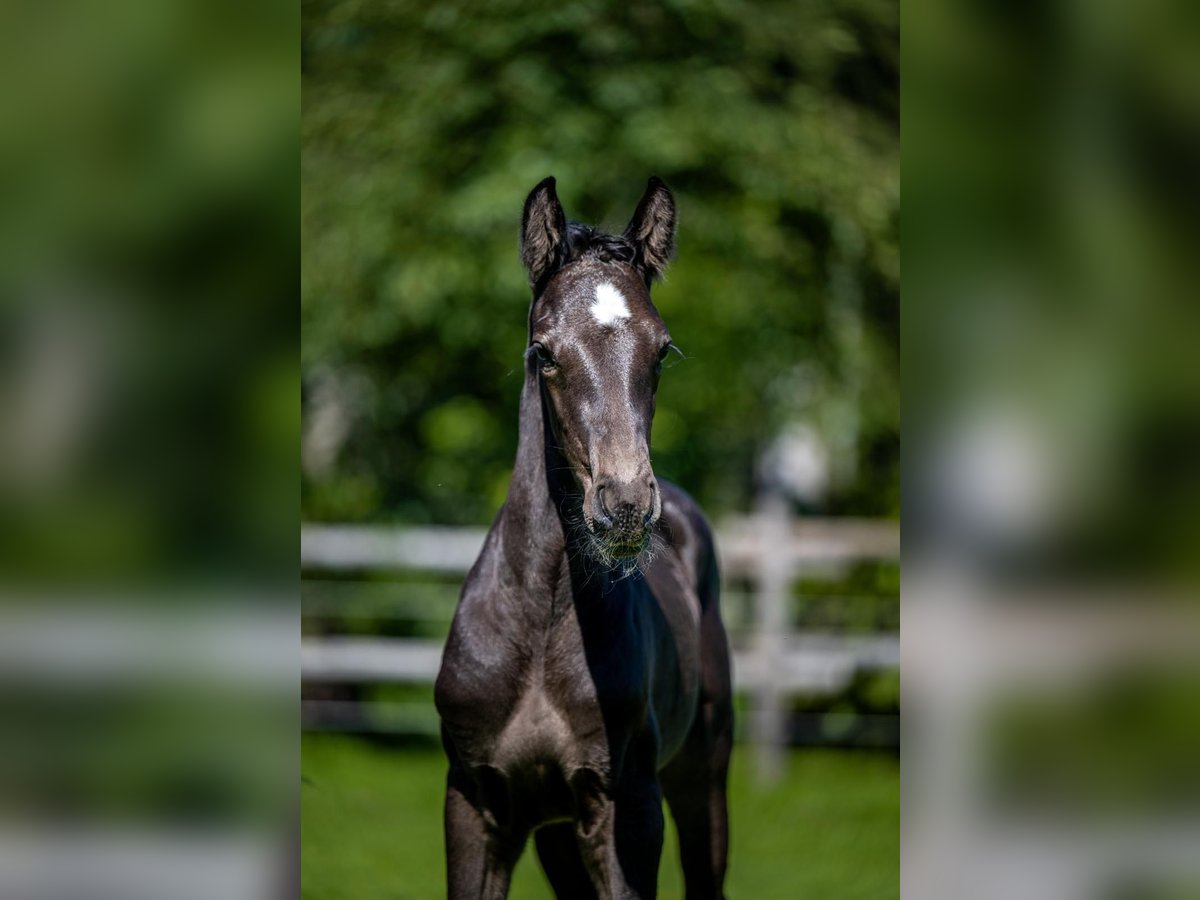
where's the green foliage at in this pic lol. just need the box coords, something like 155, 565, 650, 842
301, 735, 899, 898
302, 0, 898, 524
794, 560, 901, 631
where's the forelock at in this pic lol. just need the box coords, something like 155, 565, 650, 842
567, 224, 636, 265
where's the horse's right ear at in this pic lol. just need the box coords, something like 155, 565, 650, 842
521, 176, 569, 288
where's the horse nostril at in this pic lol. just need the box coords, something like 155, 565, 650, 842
643, 480, 658, 526
594, 483, 613, 528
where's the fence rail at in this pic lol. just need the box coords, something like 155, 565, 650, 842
300, 633, 898, 692
301, 512, 900, 778
301, 517, 900, 577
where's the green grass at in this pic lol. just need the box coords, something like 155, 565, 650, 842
302, 735, 897, 899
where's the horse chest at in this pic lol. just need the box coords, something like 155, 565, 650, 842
489, 670, 603, 774
439, 613, 647, 776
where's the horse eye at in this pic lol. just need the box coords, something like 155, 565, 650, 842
531, 343, 556, 371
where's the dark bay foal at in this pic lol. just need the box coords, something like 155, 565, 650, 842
435, 177, 733, 899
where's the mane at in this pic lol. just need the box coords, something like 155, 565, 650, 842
566, 223, 636, 265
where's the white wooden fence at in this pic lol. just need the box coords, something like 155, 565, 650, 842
301, 511, 899, 779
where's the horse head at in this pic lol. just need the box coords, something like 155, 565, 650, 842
519, 176, 678, 564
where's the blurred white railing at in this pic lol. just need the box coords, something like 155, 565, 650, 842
301, 511, 899, 779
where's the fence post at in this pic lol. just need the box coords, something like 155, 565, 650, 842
751, 490, 792, 783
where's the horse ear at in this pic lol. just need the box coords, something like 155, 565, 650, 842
520, 176, 569, 288
623, 176, 676, 283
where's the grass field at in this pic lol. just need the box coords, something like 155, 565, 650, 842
302, 734, 898, 899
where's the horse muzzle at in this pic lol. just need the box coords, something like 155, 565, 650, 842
590, 475, 660, 559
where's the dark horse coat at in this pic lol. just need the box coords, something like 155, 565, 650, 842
435, 177, 733, 899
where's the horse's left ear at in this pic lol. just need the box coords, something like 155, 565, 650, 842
623, 176, 676, 283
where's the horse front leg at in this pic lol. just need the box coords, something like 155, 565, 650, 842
572, 768, 664, 899
444, 767, 525, 900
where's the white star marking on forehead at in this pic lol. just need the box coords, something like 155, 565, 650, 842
590, 282, 631, 327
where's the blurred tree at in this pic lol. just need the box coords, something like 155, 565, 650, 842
302, 0, 898, 524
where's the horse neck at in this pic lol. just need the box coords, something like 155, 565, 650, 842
499, 369, 597, 592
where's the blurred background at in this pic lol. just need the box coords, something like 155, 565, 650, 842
301, 0, 899, 897
0, 0, 294, 898
905, 0, 1200, 898
301, 0, 900, 524
12, 0, 1194, 896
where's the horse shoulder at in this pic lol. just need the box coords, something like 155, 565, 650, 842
435, 545, 528, 737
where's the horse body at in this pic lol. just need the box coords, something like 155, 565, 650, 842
435, 178, 733, 899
